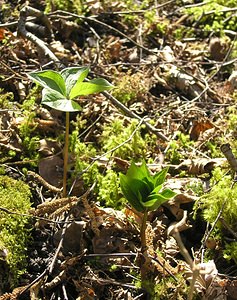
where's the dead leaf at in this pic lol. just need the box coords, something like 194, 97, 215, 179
190, 119, 214, 141
0, 28, 6, 41
177, 158, 226, 175
38, 139, 62, 156
39, 155, 63, 187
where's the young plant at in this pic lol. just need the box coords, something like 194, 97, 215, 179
120, 161, 176, 252
28, 66, 114, 196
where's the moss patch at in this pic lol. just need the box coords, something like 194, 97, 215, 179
0, 176, 32, 286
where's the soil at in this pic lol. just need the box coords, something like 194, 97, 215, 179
1, 1, 237, 299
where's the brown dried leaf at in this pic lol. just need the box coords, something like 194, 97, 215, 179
39, 155, 63, 187
177, 158, 226, 175
190, 119, 214, 141
38, 139, 62, 156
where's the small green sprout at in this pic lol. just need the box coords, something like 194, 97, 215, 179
28, 66, 114, 196
120, 161, 176, 283
120, 161, 176, 213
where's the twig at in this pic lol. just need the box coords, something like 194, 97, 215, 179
168, 211, 200, 300
47, 10, 162, 57
48, 214, 70, 274
220, 143, 237, 173
219, 217, 237, 240
0, 206, 72, 224
76, 117, 151, 179
100, 0, 175, 15
102, 91, 169, 141
199, 200, 226, 255
17, 5, 60, 64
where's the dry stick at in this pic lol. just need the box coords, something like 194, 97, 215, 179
168, 211, 199, 300
27, 170, 62, 193
47, 10, 161, 58
199, 200, 226, 256
220, 143, 237, 173
102, 91, 169, 141
100, 0, 175, 15
48, 214, 70, 274
17, 6, 60, 64
208, 33, 237, 83
219, 217, 237, 240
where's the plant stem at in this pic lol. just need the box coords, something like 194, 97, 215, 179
141, 209, 148, 253
63, 111, 70, 197
140, 209, 149, 284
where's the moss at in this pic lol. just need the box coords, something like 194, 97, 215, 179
19, 92, 40, 164
185, 2, 237, 32
112, 71, 150, 104
45, 0, 84, 14
69, 129, 99, 185
200, 169, 237, 228
223, 242, 237, 264
100, 118, 146, 160
196, 168, 237, 263
0, 89, 15, 109
0, 176, 32, 286
97, 169, 124, 209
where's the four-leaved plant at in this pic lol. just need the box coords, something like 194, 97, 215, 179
120, 161, 176, 251
28, 66, 114, 196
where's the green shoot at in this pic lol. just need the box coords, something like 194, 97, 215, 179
28, 66, 114, 197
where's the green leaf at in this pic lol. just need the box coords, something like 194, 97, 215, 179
126, 161, 150, 181
150, 184, 162, 195
28, 70, 66, 96
60, 67, 89, 98
142, 193, 169, 210
153, 167, 169, 187
160, 188, 177, 199
119, 174, 144, 212
69, 78, 114, 99
42, 88, 81, 112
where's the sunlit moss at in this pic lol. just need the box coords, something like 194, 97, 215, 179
100, 118, 146, 160
45, 0, 84, 14
196, 168, 237, 263
97, 169, 124, 209
0, 176, 32, 286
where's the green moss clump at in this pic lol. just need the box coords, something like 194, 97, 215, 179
112, 71, 150, 104
197, 168, 237, 262
69, 129, 99, 186
97, 169, 124, 209
185, 2, 237, 32
0, 89, 14, 109
45, 0, 83, 14
100, 119, 146, 160
0, 176, 32, 286
201, 169, 237, 227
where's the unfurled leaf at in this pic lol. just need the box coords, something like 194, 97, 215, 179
69, 78, 114, 99
119, 174, 144, 212
154, 167, 169, 187
28, 66, 114, 113
60, 67, 89, 98
42, 89, 82, 112
120, 161, 176, 212
160, 188, 177, 199
143, 193, 170, 210
28, 70, 66, 96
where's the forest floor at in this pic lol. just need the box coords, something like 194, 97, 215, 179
1, 0, 237, 299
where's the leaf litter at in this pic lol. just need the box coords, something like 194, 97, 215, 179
1, 0, 237, 299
